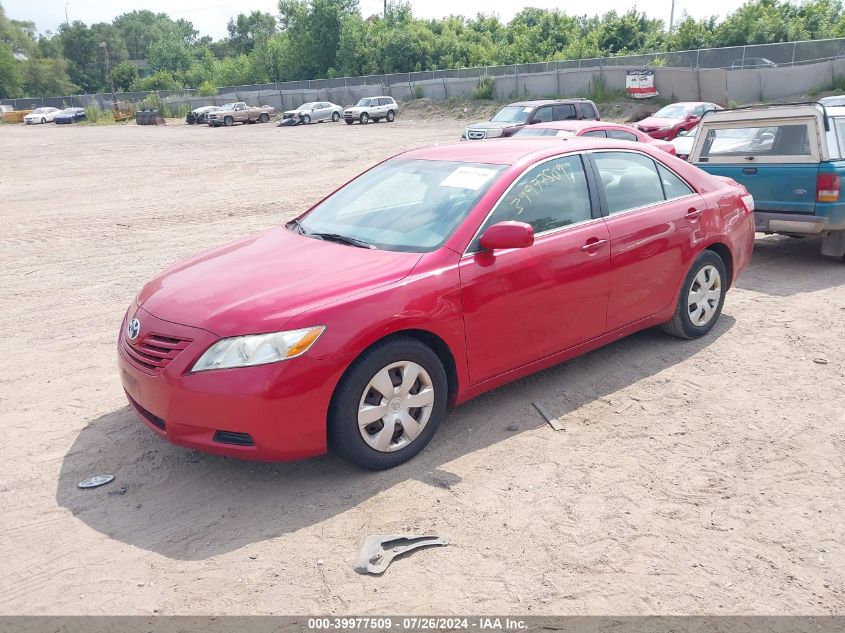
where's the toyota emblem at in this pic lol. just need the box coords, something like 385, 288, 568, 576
127, 317, 141, 341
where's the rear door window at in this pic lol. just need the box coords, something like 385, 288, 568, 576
553, 104, 577, 120
592, 151, 678, 214
606, 129, 638, 141
583, 130, 607, 138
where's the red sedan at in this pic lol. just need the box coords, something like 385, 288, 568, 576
119, 139, 755, 470
635, 102, 722, 141
513, 120, 677, 155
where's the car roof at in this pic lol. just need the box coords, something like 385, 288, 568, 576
505, 99, 590, 107
528, 120, 630, 131
399, 137, 651, 165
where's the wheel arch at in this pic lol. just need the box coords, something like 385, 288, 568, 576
330, 328, 460, 406
704, 241, 734, 288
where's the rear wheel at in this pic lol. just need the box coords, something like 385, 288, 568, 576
259, 113, 269, 123
386, 110, 395, 122
332, 111, 340, 122
359, 112, 369, 124
329, 338, 447, 470
661, 250, 727, 339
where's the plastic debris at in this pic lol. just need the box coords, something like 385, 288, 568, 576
354, 534, 448, 575
78, 474, 115, 489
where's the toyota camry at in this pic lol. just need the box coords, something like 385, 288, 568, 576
119, 138, 755, 470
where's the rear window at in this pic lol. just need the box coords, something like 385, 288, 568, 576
514, 128, 559, 137
699, 124, 808, 158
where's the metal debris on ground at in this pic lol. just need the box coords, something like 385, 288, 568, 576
354, 534, 449, 575
533, 402, 564, 431
77, 474, 115, 489
813, 358, 829, 364
107, 487, 127, 496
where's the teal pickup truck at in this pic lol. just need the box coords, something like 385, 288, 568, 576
689, 102, 845, 258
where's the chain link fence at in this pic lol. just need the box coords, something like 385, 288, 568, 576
4, 37, 845, 111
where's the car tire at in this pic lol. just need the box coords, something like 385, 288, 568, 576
661, 250, 727, 339
360, 112, 369, 124
302, 114, 311, 124
41, 118, 46, 124
259, 113, 269, 123
386, 110, 395, 122
223, 116, 234, 127
332, 111, 340, 122
328, 337, 448, 470
345, 119, 353, 125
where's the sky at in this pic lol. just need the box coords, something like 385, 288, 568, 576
4, 0, 744, 40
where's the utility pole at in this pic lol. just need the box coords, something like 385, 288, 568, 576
64, 2, 70, 26
669, 0, 675, 32
99, 41, 117, 111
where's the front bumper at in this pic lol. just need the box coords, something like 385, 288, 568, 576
118, 307, 350, 461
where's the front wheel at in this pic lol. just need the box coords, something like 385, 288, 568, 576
328, 338, 447, 470
41, 118, 46, 124
359, 112, 369, 124
223, 116, 234, 127
661, 250, 727, 339
302, 114, 311, 124
332, 111, 340, 122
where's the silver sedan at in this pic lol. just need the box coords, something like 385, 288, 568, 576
278, 101, 343, 125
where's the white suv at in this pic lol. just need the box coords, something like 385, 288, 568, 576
343, 96, 398, 124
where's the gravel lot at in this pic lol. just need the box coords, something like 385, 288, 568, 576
1, 118, 843, 615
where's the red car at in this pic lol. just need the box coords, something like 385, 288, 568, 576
513, 120, 677, 155
636, 102, 722, 141
119, 139, 755, 470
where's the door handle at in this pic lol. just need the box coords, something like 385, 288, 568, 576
742, 167, 757, 175
685, 208, 704, 220
581, 238, 608, 252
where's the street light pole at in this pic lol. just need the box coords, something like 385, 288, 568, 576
669, 0, 676, 32
99, 41, 117, 111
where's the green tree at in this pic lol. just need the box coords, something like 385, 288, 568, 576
112, 60, 138, 90
0, 41, 21, 97
227, 11, 277, 54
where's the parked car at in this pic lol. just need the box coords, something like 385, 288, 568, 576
671, 126, 698, 160
187, 106, 219, 125
513, 120, 676, 155
636, 102, 721, 140
343, 96, 398, 124
820, 95, 845, 107
731, 57, 777, 69
280, 101, 343, 125
690, 103, 845, 258
24, 107, 60, 124
207, 102, 275, 127
119, 138, 754, 470
462, 99, 600, 140
53, 107, 87, 124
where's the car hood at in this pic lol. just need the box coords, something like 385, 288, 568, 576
671, 135, 695, 152
466, 121, 517, 130
284, 109, 305, 115
137, 226, 423, 338
637, 116, 682, 129
344, 106, 364, 112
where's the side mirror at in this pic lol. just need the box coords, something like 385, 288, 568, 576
479, 221, 534, 251
527, 118, 540, 125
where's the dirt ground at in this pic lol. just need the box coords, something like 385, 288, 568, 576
1, 117, 844, 616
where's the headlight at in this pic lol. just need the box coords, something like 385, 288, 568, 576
191, 325, 325, 372
485, 128, 502, 138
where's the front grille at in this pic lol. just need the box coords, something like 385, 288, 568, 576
127, 393, 166, 431
467, 129, 487, 140
123, 332, 191, 373
213, 430, 255, 446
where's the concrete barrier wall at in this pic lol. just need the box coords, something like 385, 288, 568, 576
118, 59, 845, 119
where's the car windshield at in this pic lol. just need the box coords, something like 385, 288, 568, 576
491, 106, 532, 123
298, 159, 505, 252
59, 108, 76, 114
32, 108, 47, 114
653, 105, 692, 119
220, 103, 235, 111
356, 99, 371, 107
513, 128, 559, 137
299, 102, 316, 109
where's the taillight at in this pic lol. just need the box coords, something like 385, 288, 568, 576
817, 172, 840, 202
741, 193, 755, 212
